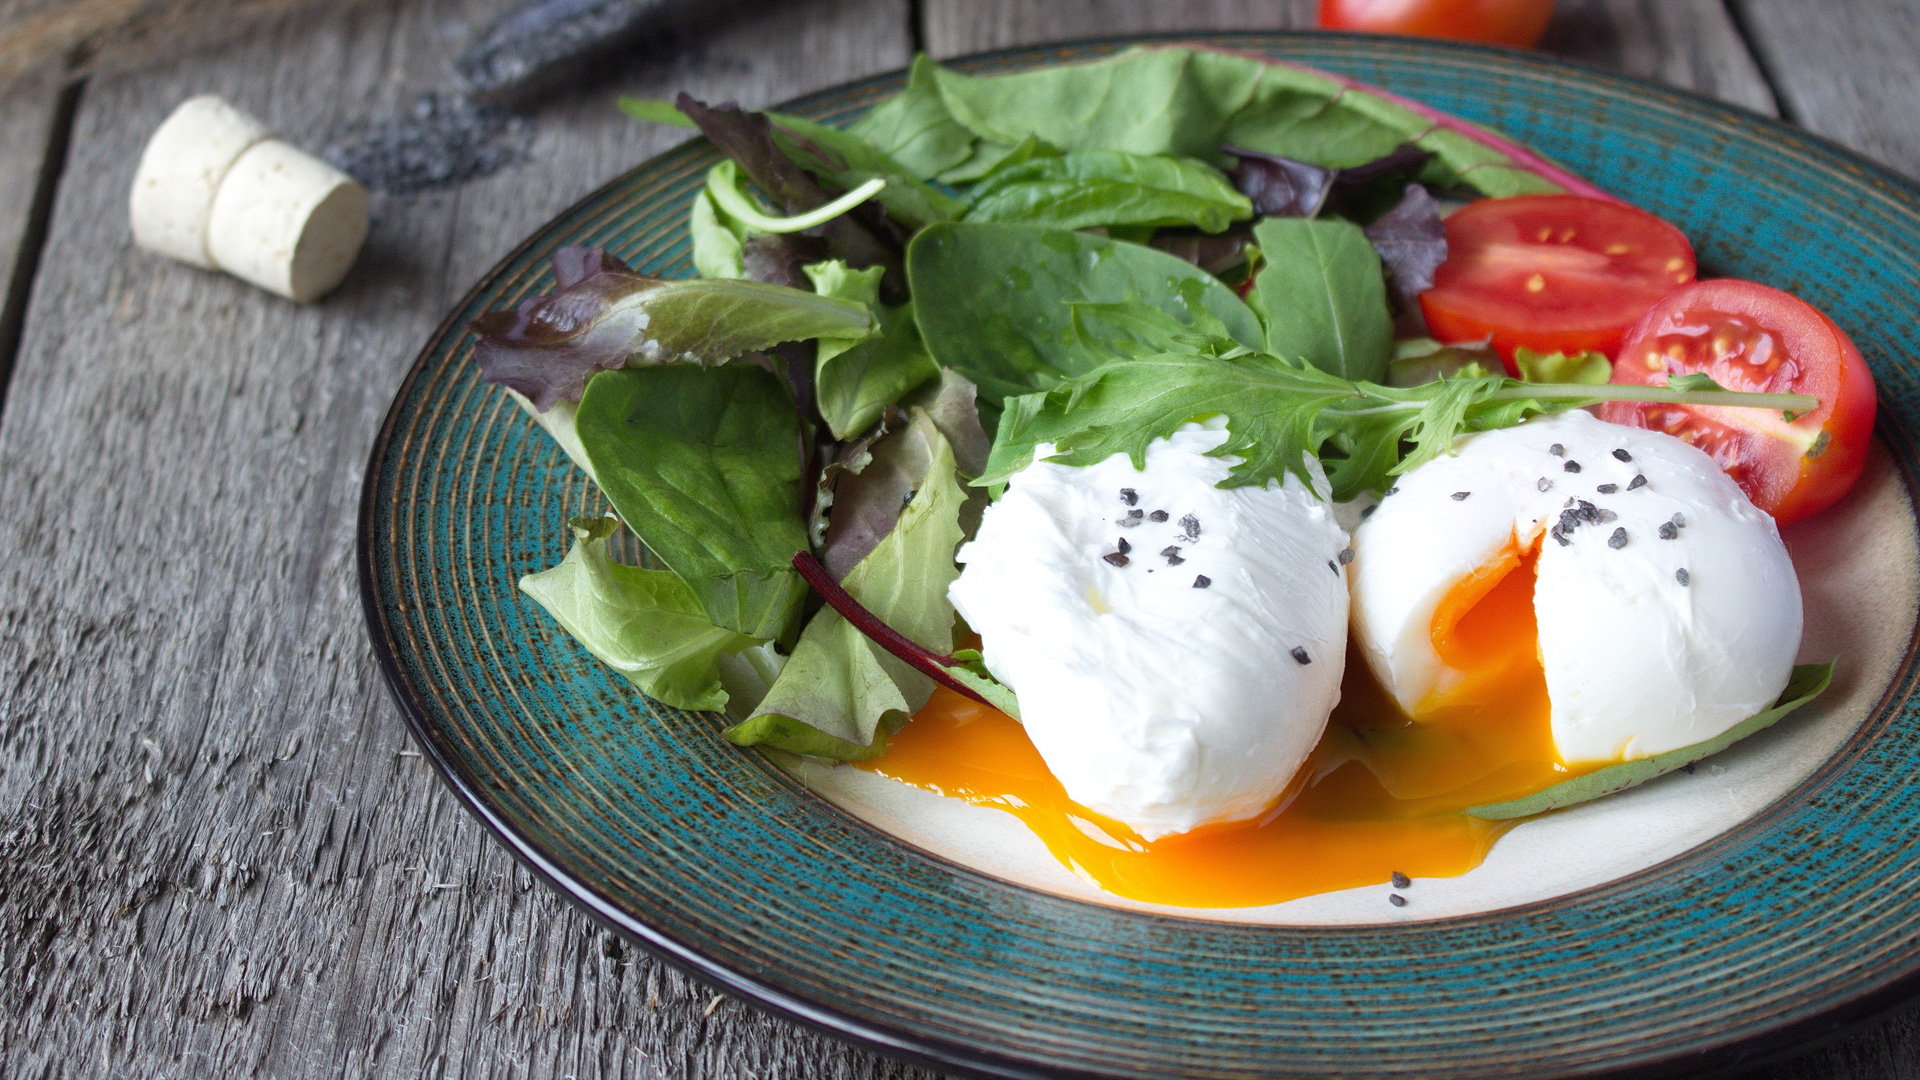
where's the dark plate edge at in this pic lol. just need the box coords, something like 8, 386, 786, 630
352, 30, 1920, 1080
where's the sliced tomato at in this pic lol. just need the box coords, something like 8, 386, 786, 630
1598, 279, 1876, 525
1317, 0, 1555, 48
1421, 195, 1696, 371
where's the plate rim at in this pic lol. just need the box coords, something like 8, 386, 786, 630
357, 29, 1920, 1080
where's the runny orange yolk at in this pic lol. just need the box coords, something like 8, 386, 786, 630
859, 538, 1587, 909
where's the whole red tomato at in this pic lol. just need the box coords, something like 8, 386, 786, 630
1318, 0, 1557, 48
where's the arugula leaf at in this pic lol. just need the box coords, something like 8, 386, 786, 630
520, 516, 760, 712
576, 365, 811, 640
1250, 217, 1394, 383
726, 418, 967, 758
962, 150, 1252, 233
1515, 346, 1611, 385
978, 347, 1819, 502
907, 222, 1263, 427
470, 247, 870, 411
689, 188, 746, 279
847, 54, 978, 181
805, 260, 940, 441
1364, 183, 1447, 307
1467, 663, 1833, 820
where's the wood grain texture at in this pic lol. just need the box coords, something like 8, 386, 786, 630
1541, 0, 1776, 115
922, 0, 1317, 58
0, 0, 930, 1078
1732, 0, 1920, 178
0, 67, 67, 381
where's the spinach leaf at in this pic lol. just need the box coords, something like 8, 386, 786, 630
1250, 217, 1393, 383
726, 416, 967, 759
805, 260, 939, 440
907, 222, 1263, 426
576, 364, 811, 640
471, 247, 870, 411
962, 150, 1251, 233
1468, 663, 1834, 820
847, 54, 978, 181
520, 516, 760, 712
929, 47, 1268, 159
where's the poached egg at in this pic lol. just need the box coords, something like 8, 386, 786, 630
1348, 410, 1801, 765
948, 423, 1351, 839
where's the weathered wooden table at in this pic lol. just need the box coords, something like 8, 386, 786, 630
3, 1, 1917, 1076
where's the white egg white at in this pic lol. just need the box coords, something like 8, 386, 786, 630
1349, 410, 1801, 764
948, 423, 1351, 840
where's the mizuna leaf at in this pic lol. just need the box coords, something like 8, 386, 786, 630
1467, 663, 1834, 820
470, 247, 870, 411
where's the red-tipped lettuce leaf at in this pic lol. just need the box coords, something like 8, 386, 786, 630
1364, 183, 1448, 307
470, 246, 870, 411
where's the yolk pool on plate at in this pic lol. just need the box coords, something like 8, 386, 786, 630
860, 539, 1596, 909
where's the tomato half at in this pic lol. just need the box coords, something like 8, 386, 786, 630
1420, 194, 1695, 370
1598, 279, 1876, 525
1317, 0, 1556, 48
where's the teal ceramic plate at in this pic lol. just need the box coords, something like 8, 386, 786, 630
359, 33, 1920, 1079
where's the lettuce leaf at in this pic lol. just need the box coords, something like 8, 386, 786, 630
1515, 346, 1612, 385
906, 222, 1263, 428
962, 150, 1252, 233
576, 364, 811, 640
725, 415, 967, 758
1467, 663, 1834, 820
689, 188, 746, 280
1249, 217, 1394, 383
520, 516, 760, 712
816, 404, 945, 579
470, 247, 870, 411
805, 260, 939, 440
1364, 183, 1448, 307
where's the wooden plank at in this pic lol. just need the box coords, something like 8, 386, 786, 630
923, 0, 1316, 58
1542, 0, 1776, 115
0, 66, 69, 393
0, 2, 927, 1079
1732, 0, 1920, 177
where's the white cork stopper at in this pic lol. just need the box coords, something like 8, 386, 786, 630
129, 95, 369, 302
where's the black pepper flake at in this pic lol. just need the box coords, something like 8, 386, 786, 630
1338, 548, 1355, 565
1672, 512, 1686, 528
1676, 568, 1691, 586
1290, 647, 1311, 665
1103, 552, 1130, 567
1391, 871, 1411, 889
1564, 460, 1583, 473
1385, 486, 1399, 496
1549, 443, 1565, 457
1597, 483, 1618, 494
1388, 894, 1407, 908
1148, 510, 1169, 522
1180, 513, 1201, 541
1658, 521, 1679, 540
1628, 474, 1648, 490
1551, 529, 1571, 547
1608, 527, 1629, 549
1451, 491, 1471, 501
1613, 448, 1633, 462
1118, 508, 1143, 527
1595, 508, 1617, 524
1120, 488, 1138, 506
1162, 546, 1185, 566
1537, 477, 1553, 492
1193, 574, 1211, 589
1116, 537, 1131, 555
1361, 504, 1377, 519
1328, 560, 1337, 575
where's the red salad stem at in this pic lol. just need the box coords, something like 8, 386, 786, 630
791, 550, 997, 709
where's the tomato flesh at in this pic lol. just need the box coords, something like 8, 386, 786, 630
1318, 0, 1556, 48
1598, 279, 1876, 525
1421, 194, 1696, 371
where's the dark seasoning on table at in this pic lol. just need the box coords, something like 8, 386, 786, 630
1, 1, 1916, 1079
